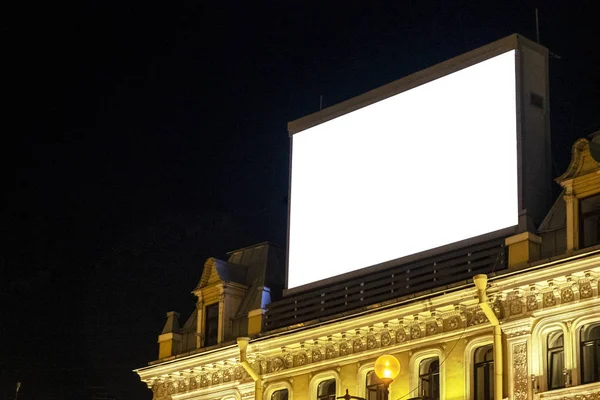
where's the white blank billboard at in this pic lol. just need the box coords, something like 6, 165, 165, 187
288, 50, 518, 290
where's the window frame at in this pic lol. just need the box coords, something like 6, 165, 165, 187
473, 344, 494, 400
265, 381, 293, 400
409, 348, 445, 400
546, 331, 565, 390
579, 323, 600, 384
203, 302, 220, 347
309, 371, 340, 400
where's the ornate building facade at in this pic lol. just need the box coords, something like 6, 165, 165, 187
135, 134, 600, 400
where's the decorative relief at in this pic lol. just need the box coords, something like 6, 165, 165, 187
167, 381, 176, 395
312, 348, 323, 362
527, 294, 538, 311
410, 325, 422, 339
561, 287, 574, 303
509, 295, 523, 315
447, 316, 460, 330
353, 337, 363, 353
201, 374, 209, 387
580, 281, 593, 298
212, 371, 220, 384
513, 343, 528, 400
223, 368, 231, 382
326, 344, 336, 359
271, 357, 284, 372
426, 322, 438, 335
380, 330, 392, 346
234, 366, 244, 380
283, 353, 294, 369
295, 352, 308, 366
339, 341, 350, 356
395, 326, 406, 342
544, 291, 556, 307
367, 334, 378, 349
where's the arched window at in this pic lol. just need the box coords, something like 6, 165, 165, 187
474, 345, 494, 400
366, 371, 386, 400
580, 323, 600, 384
418, 357, 439, 400
547, 331, 565, 389
271, 389, 289, 400
317, 379, 336, 400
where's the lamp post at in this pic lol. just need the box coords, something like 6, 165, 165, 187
374, 354, 401, 400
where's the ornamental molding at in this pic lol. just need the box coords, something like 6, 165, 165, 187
538, 382, 600, 400
513, 342, 529, 400
137, 255, 600, 399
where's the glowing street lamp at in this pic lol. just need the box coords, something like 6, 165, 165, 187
374, 354, 400, 400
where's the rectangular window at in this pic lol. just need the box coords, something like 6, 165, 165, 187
271, 389, 289, 400
581, 323, 600, 384
580, 194, 600, 248
366, 371, 385, 400
419, 357, 440, 400
204, 303, 219, 346
474, 345, 494, 400
547, 331, 565, 389
317, 379, 336, 400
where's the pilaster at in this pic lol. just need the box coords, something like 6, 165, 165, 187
503, 319, 533, 400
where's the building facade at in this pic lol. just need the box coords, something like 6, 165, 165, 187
135, 135, 600, 400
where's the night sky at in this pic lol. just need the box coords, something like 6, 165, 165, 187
3, 1, 600, 399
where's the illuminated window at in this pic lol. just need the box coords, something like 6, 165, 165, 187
366, 371, 386, 400
204, 303, 219, 346
418, 357, 439, 400
580, 194, 600, 248
474, 345, 494, 400
317, 379, 336, 400
271, 389, 289, 400
547, 331, 565, 389
580, 323, 600, 384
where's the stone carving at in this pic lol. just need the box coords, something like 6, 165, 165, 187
295, 352, 308, 366
580, 281, 593, 298
270, 356, 284, 372
283, 353, 294, 368
339, 341, 350, 356
234, 366, 244, 380
223, 369, 231, 382
510, 298, 523, 315
201, 374, 209, 387
513, 343, 528, 400
410, 325, 421, 339
326, 344, 336, 359
367, 334, 377, 349
447, 317, 460, 330
426, 322, 437, 335
353, 337, 363, 353
212, 372, 220, 384
544, 292, 556, 307
396, 327, 406, 342
527, 294, 538, 311
167, 380, 176, 394
380, 330, 392, 346
312, 348, 323, 362
561, 288, 574, 302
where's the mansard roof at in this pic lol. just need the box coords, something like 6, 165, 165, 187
194, 242, 285, 295
538, 188, 566, 233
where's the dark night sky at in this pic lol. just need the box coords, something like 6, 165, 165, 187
3, 1, 599, 399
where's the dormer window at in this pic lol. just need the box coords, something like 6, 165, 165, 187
580, 193, 600, 248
